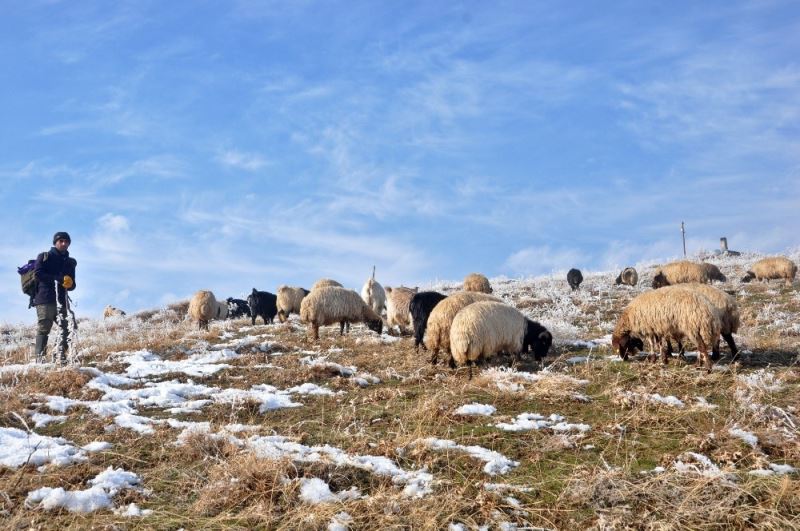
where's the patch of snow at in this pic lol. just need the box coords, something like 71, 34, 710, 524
298, 477, 361, 504
413, 438, 519, 475
329, 511, 353, 531
25, 466, 142, 513
0, 427, 105, 469
494, 413, 590, 434
245, 435, 433, 497
729, 427, 758, 447
454, 403, 496, 416
31, 412, 67, 428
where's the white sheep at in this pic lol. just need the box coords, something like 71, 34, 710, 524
463, 273, 492, 293
360, 275, 386, 317
450, 301, 552, 379
612, 288, 721, 372
276, 286, 309, 323
741, 257, 797, 286
424, 291, 501, 365
299, 286, 383, 340
312, 278, 343, 290
384, 286, 418, 334
188, 290, 229, 331
665, 283, 740, 361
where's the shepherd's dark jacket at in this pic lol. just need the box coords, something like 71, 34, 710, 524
33, 247, 77, 306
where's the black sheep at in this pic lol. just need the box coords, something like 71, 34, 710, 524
522, 320, 553, 361
246, 288, 278, 325
409, 291, 447, 352
567, 268, 583, 291
226, 298, 251, 319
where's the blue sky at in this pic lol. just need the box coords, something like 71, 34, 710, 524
1, 0, 799, 323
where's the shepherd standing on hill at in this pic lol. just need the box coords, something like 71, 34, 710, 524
33, 232, 77, 364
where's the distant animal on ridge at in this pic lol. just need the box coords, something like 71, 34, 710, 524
463, 273, 492, 294
741, 257, 797, 286
615, 267, 638, 287
312, 278, 343, 290
567, 269, 583, 291
652, 261, 710, 288
103, 305, 126, 319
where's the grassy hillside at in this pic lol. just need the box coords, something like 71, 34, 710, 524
1, 253, 798, 529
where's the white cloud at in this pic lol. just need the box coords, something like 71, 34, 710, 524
216, 150, 268, 171
505, 246, 585, 276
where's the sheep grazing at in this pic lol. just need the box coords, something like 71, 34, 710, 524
701, 263, 727, 283
463, 273, 492, 294
299, 286, 383, 340
276, 286, 310, 323
385, 286, 418, 334
188, 290, 229, 330
651, 260, 709, 288
409, 291, 448, 352
312, 278, 343, 290
103, 305, 126, 319
424, 291, 501, 365
612, 288, 721, 372
615, 267, 638, 287
450, 301, 552, 379
741, 257, 797, 286
247, 288, 278, 325
567, 269, 583, 291
665, 283, 740, 361
360, 276, 386, 317
226, 298, 250, 319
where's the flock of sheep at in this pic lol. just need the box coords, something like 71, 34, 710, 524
161, 255, 797, 379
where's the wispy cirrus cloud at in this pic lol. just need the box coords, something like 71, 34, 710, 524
216, 150, 269, 171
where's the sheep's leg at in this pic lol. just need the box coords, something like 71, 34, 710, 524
310, 324, 320, 341
468, 362, 474, 380
430, 349, 439, 365
448, 355, 456, 369
677, 340, 687, 361
702, 349, 712, 373
723, 333, 738, 360
710, 339, 721, 362
660, 342, 670, 365
339, 321, 346, 335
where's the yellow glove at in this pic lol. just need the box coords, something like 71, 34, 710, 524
62, 275, 74, 289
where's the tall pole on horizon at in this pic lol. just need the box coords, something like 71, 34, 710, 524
681, 221, 686, 257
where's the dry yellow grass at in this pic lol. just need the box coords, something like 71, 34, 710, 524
0, 270, 798, 529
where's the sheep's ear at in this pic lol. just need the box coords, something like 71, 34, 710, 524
539, 331, 552, 343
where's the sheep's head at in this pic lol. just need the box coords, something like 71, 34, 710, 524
612, 332, 643, 360
614, 274, 622, 285
651, 272, 669, 289
365, 318, 383, 335
524, 321, 552, 360
741, 271, 755, 283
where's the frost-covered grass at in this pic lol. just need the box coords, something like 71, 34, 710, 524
0, 251, 799, 529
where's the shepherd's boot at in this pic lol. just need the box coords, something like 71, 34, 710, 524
34, 334, 48, 363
